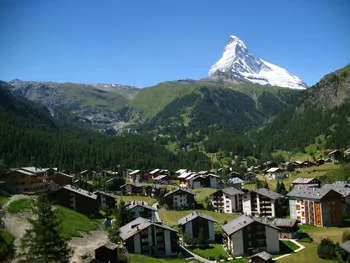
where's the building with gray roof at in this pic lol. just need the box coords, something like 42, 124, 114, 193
210, 187, 244, 213
222, 215, 279, 256
119, 217, 178, 256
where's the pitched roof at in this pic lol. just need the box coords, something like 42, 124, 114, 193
164, 187, 195, 197
61, 185, 97, 199
129, 169, 141, 175
94, 190, 116, 199
119, 217, 176, 241
287, 187, 341, 200
149, 169, 161, 174
227, 177, 244, 184
266, 167, 284, 173
254, 188, 285, 199
222, 215, 279, 236
178, 211, 217, 225
340, 240, 350, 253
322, 182, 350, 197
292, 178, 316, 184
125, 200, 156, 211
213, 187, 244, 196
250, 251, 272, 261
95, 242, 118, 251
177, 171, 194, 179
272, 218, 298, 228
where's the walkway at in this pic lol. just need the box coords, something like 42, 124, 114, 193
274, 239, 305, 260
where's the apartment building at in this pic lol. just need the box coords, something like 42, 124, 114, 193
163, 188, 195, 210
287, 187, 343, 227
210, 187, 244, 213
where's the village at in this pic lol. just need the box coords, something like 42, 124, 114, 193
1, 149, 350, 263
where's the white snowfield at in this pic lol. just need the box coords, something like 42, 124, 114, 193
209, 35, 307, 90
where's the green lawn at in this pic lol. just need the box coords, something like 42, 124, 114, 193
282, 240, 299, 251
304, 226, 350, 244
55, 205, 98, 238
119, 196, 157, 205
129, 254, 200, 263
190, 243, 229, 260
158, 209, 239, 226
6, 198, 34, 213
277, 242, 335, 263
193, 188, 218, 202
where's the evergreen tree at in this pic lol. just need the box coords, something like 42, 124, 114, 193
19, 194, 73, 263
108, 199, 131, 244
196, 227, 208, 248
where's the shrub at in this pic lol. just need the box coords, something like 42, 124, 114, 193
317, 238, 337, 260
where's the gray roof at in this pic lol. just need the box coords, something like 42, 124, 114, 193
211, 187, 244, 197
340, 240, 350, 253
287, 187, 340, 200
178, 211, 217, 225
254, 188, 285, 200
272, 218, 298, 228
119, 217, 176, 241
61, 185, 97, 200
164, 187, 195, 197
95, 242, 118, 251
292, 177, 316, 184
94, 190, 116, 199
125, 200, 156, 211
250, 251, 272, 261
322, 182, 350, 197
227, 177, 244, 184
222, 215, 279, 236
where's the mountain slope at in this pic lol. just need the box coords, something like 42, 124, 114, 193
209, 36, 307, 89
254, 63, 350, 153
7, 80, 140, 128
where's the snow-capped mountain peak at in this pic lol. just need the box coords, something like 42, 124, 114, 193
208, 35, 307, 89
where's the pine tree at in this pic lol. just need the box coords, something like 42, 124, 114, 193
108, 199, 131, 243
19, 194, 73, 263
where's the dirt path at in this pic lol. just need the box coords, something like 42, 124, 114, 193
3, 195, 109, 263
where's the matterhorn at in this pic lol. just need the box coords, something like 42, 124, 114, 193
208, 35, 307, 89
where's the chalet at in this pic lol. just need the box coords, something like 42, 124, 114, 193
94, 242, 119, 263
249, 251, 274, 263
272, 218, 299, 239
211, 187, 244, 213
149, 169, 169, 180
4, 167, 51, 194
73, 179, 93, 191
322, 182, 350, 205
227, 177, 244, 190
50, 185, 98, 217
177, 171, 220, 189
287, 187, 343, 227
94, 190, 116, 209
244, 172, 257, 182
291, 178, 320, 188
328, 150, 342, 163
120, 183, 164, 197
177, 171, 195, 188
125, 201, 156, 221
80, 169, 97, 180
51, 172, 73, 187
178, 212, 216, 242
265, 168, 285, 180
119, 217, 178, 256
222, 215, 280, 256
164, 188, 195, 210
175, 169, 190, 176
243, 188, 285, 218
129, 170, 147, 183
153, 174, 171, 184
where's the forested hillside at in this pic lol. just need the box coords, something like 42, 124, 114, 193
254, 64, 350, 154
0, 84, 209, 171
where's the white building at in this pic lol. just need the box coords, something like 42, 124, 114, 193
211, 187, 244, 213
265, 168, 285, 180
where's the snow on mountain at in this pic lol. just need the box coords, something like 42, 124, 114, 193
208, 35, 307, 89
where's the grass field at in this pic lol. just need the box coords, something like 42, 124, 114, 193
190, 243, 229, 260
158, 209, 239, 226
6, 198, 34, 213
277, 242, 335, 263
304, 226, 350, 244
118, 196, 157, 205
282, 240, 300, 251
55, 205, 98, 238
193, 188, 218, 202
129, 254, 199, 263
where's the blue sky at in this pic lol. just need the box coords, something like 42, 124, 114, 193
0, 0, 349, 87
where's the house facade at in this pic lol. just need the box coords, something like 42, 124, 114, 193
243, 188, 285, 218
50, 185, 98, 217
291, 177, 320, 188
119, 217, 178, 256
178, 212, 216, 242
125, 201, 156, 221
51, 172, 73, 187
222, 215, 280, 256
211, 187, 244, 213
287, 187, 343, 227
272, 218, 299, 239
94, 190, 116, 209
4, 167, 51, 194
265, 168, 285, 180
164, 188, 195, 210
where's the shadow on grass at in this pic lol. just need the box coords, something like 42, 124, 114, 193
279, 241, 294, 254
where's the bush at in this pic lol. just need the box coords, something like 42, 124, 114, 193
317, 238, 337, 260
